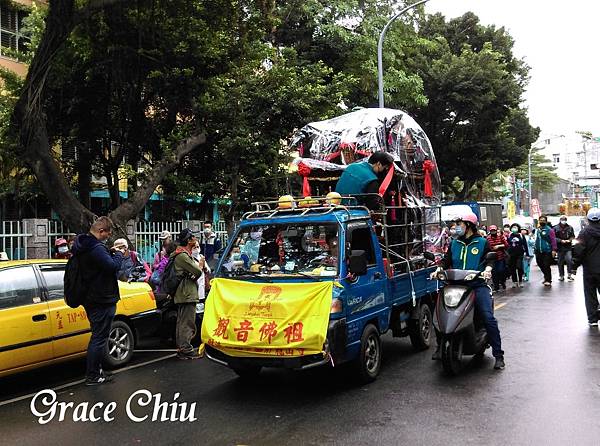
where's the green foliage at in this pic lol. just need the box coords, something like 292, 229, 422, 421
2, 1, 541, 220
408, 12, 539, 199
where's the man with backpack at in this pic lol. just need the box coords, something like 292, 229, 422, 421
70, 217, 124, 385
573, 208, 600, 326
168, 228, 204, 359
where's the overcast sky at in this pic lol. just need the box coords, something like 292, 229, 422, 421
425, 0, 600, 137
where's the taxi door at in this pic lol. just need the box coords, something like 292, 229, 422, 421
37, 263, 91, 359
0, 265, 53, 375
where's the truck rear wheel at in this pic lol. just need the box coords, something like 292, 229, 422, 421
352, 324, 382, 383
408, 303, 432, 351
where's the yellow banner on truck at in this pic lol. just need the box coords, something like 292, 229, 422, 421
201, 278, 333, 357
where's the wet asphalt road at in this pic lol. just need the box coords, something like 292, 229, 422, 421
1, 265, 600, 446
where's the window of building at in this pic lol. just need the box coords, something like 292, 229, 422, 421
0, 6, 29, 55
0, 266, 39, 309
591, 164, 598, 170
552, 154, 560, 164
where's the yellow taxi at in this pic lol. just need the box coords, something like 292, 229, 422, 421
0, 259, 161, 378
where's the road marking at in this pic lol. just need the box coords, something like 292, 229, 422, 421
0, 353, 176, 407
494, 302, 507, 310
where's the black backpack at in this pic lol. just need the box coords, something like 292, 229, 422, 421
160, 253, 183, 296
64, 254, 89, 308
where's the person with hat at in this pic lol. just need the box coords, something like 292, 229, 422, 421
486, 225, 508, 292
552, 215, 576, 282
573, 208, 600, 326
506, 223, 528, 287
114, 238, 151, 282
153, 230, 172, 271
54, 238, 72, 260
430, 212, 505, 370
200, 222, 222, 271
172, 228, 204, 359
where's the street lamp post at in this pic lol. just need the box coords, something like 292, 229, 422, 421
528, 146, 533, 215
377, 0, 430, 108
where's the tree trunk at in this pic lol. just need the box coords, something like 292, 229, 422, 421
77, 145, 92, 209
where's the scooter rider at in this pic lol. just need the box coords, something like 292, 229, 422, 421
431, 212, 505, 370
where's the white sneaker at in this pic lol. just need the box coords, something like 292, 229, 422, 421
567, 276, 574, 282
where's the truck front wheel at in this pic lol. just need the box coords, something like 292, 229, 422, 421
352, 324, 382, 383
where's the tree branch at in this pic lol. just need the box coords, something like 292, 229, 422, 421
109, 133, 206, 223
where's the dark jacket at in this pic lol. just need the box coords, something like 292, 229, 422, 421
553, 223, 575, 250
72, 233, 124, 305
507, 233, 528, 257
573, 222, 600, 274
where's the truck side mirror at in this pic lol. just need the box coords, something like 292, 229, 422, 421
423, 251, 435, 262
348, 250, 368, 276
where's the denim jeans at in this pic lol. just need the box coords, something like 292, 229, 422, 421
473, 285, 504, 358
492, 259, 506, 290
557, 249, 573, 278
84, 303, 116, 379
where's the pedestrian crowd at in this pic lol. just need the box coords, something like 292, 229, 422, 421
52, 217, 222, 385
443, 209, 600, 327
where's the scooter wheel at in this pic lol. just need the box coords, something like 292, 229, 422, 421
441, 335, 463, 376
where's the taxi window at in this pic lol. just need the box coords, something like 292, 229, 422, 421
39, 265, 65, 301
0, 266, 40, 309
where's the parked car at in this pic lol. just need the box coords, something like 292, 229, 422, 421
0, 259, 161, 378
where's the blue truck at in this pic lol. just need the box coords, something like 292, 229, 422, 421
203, 196, 442, 382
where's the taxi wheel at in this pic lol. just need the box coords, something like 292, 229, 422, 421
104, 320, 135, 369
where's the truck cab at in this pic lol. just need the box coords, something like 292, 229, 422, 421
202, 196, 442, 382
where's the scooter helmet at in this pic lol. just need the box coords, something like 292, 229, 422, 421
54, 238, 68, 247
587, 207, 600, 222
455, 212, 479, 227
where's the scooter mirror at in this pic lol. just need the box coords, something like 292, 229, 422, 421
485, 252, 497, 261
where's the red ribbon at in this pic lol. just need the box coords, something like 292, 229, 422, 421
297, 162, 312, 197
423, 159, 434, 197
378, 165, 394, 196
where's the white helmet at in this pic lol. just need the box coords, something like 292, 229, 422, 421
587, 207, 600, 222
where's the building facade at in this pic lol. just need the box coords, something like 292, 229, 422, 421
534, 132, 600, 207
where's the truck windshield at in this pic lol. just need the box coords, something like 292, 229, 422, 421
220, 223, 339, 278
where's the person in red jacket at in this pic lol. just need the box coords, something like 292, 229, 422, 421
487, 225, 509, 291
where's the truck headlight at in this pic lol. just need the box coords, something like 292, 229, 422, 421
443, 288, 465, 308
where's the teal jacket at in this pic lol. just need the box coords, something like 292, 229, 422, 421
444, 234, 490, 271
335, 162, 378, 196
534, 225, 557, 254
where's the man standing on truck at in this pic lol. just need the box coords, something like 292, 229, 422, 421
335, 152, 394, 210
431, 212, 505, 370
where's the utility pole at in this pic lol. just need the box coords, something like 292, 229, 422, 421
378, 0, 430, 108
